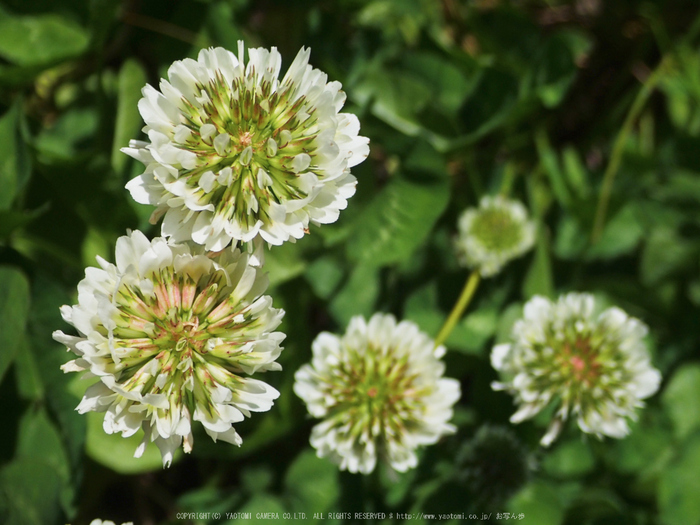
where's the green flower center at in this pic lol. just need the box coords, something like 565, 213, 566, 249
106, 266, 262, 412
171, 73, 325, 226
471, 208, 523, 252
324, 345, 428, 438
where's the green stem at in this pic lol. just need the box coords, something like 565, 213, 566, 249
434, 270, 481, 349
590, 57, 668, 243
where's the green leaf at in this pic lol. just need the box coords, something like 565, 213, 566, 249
531, 33, 578, 108
536, 128, 572, 209
0, 266, 30, 385
459, 68, 519, 140
0, 458, 63, 525
662, 364, 700, 441
400, 51, 473, 115
347, 177, 449, 267
522, 225, 554, 299
640, 227, 697, 286
586, 204, 644, 260
263, 241, 307, 288
329, 263, 379, 326
404, 281, 498, 354
562, 147, 591, 199
0, 205, 49, 241
305, 255, 344, 300
0, 8, 89, 67
85, 410, 170, 474
15, 408, 74, 517
27, 272, 86, 470
0, 102, 30, 210
542, 439, 595, 478
607, 414, 672, 476
112, 59, 147, 174
658, 433, 700, 525
229, 494, 287, 524
554, 215, 587, 260
14, 335, 44, 401
284, 450, 340, 516
506, 481, 565, 525
35, 107, 99, 160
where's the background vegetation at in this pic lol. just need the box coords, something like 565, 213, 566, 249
1, 0, 700, 524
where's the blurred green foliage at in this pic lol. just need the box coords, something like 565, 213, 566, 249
1, 0, 700, 524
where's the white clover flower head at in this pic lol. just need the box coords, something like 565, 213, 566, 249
491, 293, 661, 446
53, 230, 285, 467
294, 313, 461, 474
123, 43, 370, 251
455, 195, 536, 278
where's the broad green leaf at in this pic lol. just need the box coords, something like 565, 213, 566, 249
27, 272, 86, 470
329, 263, 379, 326
400, 51, 474, 115
608, 415, 672, 476
0, 266, 30, 385
112, 59, 147, 174
177, 486, 242, 519
263, 241, 307, 287
85, 411, 170, 474
554, 215, 587, 260
0, 458, 62, 525
531, 33, 578, 108
35, 107, 99, 160
506, 481, 565, 525
0, 8, 89, 67
284, 450, 340, 516
229, 494, 287, 524
347, 177, 449, 267
459, 68, 519, 140
640, 227, 697, 286
658, 433, 700, 525
662, 364, 700, 441
0, 102, 30, 210
305, 255, 344, 300
81, 227, 112, 269
586, 204, 644, 260
543, 439, 595, 478
14, 336, 43, 401
16, 409, 73, 517
0, 205, 49, 241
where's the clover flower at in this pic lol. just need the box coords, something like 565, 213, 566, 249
294, 313, 460, 474
123, 43, 369, 251
53, 230, 285, 466
491, 293, 661, 446
455, 195, 536, 277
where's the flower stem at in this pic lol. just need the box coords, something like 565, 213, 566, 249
434, 270, 481, 349
590, 57, 668, 244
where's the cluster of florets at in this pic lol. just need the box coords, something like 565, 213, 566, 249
54, 40, 661, 481
491, 293, 661, 446
55, 42, 371, 467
